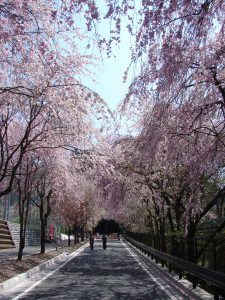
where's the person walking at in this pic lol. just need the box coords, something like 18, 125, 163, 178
102, 234, 107, 250
89, 234, 94, 250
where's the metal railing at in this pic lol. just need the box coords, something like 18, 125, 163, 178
126, 231, 225, 273
125, 236, 225, 300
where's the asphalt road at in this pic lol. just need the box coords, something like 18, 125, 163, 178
1, 240, 209, 300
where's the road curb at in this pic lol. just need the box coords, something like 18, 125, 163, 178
0, 252, 67, 293
0, 243, 87, 293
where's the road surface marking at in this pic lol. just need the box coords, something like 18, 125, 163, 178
11, 243, 88, 300
122, 240, 180, 300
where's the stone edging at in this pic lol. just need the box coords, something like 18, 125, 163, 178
0, 243, 88, 293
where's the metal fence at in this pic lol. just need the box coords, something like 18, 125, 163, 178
125, 236, 225, 300
126, 231, 225, 273
0, 194, 41, 228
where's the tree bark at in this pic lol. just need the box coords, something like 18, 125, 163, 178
39, 190, 52, 254
68, 227, 71, 246
186, 222, 197, 263
40, 216, 46, 254
18, 221, 25, 260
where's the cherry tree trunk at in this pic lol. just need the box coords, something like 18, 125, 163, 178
18, 203, 29, 260
159, 221, 167, 253
40, 219, 46, 254
68, 227, 71, 246
72, 225, 79, 244
18, 224, 25, 260
39, 191, 52, 254
18, 195, 30, 260
186, 222, 197, 263
81, 226, 85, 242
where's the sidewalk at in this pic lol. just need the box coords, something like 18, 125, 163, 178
0, 241, 69, 261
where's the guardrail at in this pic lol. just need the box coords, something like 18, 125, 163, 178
125, 236, 225, 300
126, 231, 225, 272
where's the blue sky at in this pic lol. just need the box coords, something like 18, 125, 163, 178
80, 35, 136, 135
78, 6, 135, 113
81, 35, 133, 114
83, 43, 131, 112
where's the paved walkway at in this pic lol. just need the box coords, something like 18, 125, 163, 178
0, 241, 68, 260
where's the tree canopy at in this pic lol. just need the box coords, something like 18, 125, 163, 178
0, 0, 224, 260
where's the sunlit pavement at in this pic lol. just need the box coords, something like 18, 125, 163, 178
1, 240, 210, 300
0, 240, 72, 261
0, 244, 58, 261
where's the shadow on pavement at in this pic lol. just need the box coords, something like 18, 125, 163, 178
20, 240, 170, 299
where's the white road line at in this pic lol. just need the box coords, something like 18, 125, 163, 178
11, 243, 88, 300
122, 240, 179, 300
